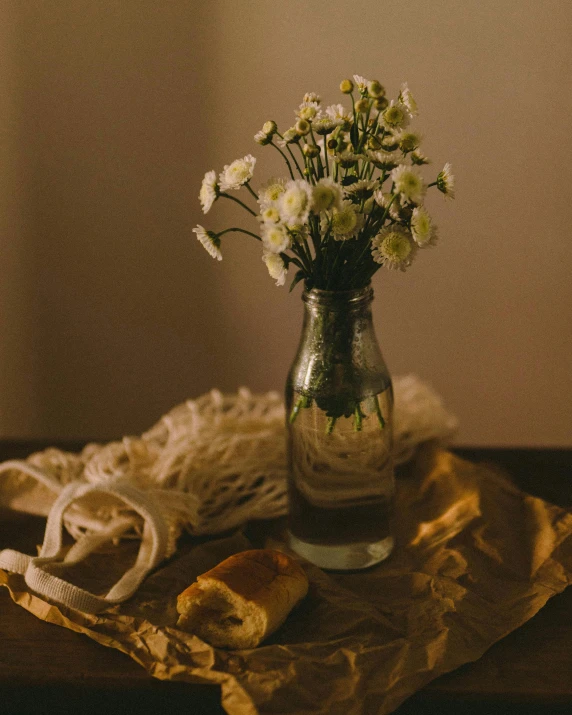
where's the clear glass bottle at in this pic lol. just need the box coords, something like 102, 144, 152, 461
286, 285, 395, 570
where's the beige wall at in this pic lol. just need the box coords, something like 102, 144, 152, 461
1, 0, 571, 445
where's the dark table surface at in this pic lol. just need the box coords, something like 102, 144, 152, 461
1, 442, 571, 715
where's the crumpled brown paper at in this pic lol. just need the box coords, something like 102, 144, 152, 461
2, 445, 572, 715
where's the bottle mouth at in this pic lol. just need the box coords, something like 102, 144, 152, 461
302, 284, 373, 307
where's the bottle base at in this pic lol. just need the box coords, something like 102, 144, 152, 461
287, 532, 394, 571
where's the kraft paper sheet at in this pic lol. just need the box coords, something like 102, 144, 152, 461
2, 445, 572, 715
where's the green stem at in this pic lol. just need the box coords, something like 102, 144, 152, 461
245, 182, 259, 201
220, 192, 257, 217
325, 416, 337, 435
270, 140, 295, 180
309, 127, 324, 179
286, 143, 305, 178
374, 394, 386, 429
289, 395, 311, 423
217, 227, 261, 241
353, 403, 364, 432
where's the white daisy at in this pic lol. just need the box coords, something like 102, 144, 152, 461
297, 101, 321, 121
312, 178, 343, 213
276, 127, 300, 148
371, 225, 416, 270
396, 131, 423, 153
218, 154, 256, 191
257, 177, 287, 209
313, 117, 338, 135
335, 149, 362, 168
261, 222, 291, 254
303, 92, 321, 105
262, 251, 287, 286
193, 225, 222, 261
325, 103, 352, 126
344, 179, 375, 203
411, 150, 431, 165
411, 206, 438, 247
254, 129, 271, 145
373, 191, 404, 221
199, 170, 218, 214
260, 206, 280, 224
381, 101, 410, 130
437, 163, 455, 199
367, 150, 401, 170
353, 74, 370, 93
399, 83, 418, 116
278, 179, 313, 224
322, 200, 361, 240
391, 165, 427, 205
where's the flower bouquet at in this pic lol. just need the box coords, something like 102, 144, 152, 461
193, 74, 454, 569
194, 74, 453, 291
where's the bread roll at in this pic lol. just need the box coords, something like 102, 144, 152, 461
176, 549, 308, 649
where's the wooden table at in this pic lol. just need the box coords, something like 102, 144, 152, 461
1, 442, 571, 714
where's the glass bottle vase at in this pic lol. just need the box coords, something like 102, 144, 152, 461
285, 285, 395, 570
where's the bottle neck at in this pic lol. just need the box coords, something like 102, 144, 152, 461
302, 285, 374, 314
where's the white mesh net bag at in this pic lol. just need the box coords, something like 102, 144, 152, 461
0, 375, 456, 613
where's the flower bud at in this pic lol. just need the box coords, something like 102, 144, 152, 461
263, 120, 277, 136
327, 138, 338, 150
374, 97, 389, 111
340, 79, 354, 94
295, 119, 311, 136
303, 143, 320, 158
355, 98, 370, 113
367, 80, 385, 98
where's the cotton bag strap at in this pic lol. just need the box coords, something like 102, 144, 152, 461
0, 473, 169, 614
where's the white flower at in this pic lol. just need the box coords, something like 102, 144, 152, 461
399, 83, 418, 116
218, 154, 256, 191
254, 129, 271, 145
297, 101, 321, 121
396, 131, 422, 153
261, 222, 290, 254
276, 127, 300, 148
262, 251, 286, 286
373, 191, 403, 221
313, 117, 338, 135
260, 206, 280, 224
322, 200, 361, 240
367, 150, 401, 170
325, 103, 352, 125
411, 206, 438, 247
371, 225, 416, 270
312, 178, 343, 213
199, 170, 218, 214
344, 179, 376, 203
278, 179, 313, 224
353, 74, 369, 93
335, 149, 362, 168
411, 150, 431, 165
437, 163, 455, 199
391, 165, 426, 205
257, 177, 287, 209
381, 101, 410, 130
303, 92, 321, 105
193, 225, 222, 261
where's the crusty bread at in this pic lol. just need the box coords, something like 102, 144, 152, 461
176, 549, 308, 649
